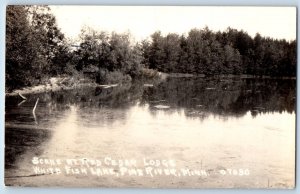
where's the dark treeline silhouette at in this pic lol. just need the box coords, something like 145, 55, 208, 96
72, 28, 143, 84
6, 6, 296, 92
6, 5, 144, 91
141, 28, 296, 77
6, 6, 70, 90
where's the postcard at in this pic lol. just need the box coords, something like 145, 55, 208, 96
5, 5, 296, 188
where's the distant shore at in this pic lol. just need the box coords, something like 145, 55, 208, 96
164, 72, 296, 80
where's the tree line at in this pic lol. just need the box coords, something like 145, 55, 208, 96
6, 5, 69, 90
6, 6, 296, 91
141, 27, 296, 77
72, 27, 143, 84
6, 6, 144, 91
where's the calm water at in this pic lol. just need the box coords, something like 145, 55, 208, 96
5, 77, 295, 188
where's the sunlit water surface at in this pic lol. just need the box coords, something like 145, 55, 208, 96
5, 78, 295, 188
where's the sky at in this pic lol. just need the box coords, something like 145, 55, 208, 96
49, 6, 296, 42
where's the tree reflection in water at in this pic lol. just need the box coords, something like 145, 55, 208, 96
5, 77, 295, 182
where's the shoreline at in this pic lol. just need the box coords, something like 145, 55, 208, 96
165, 72, 296, 80
5, 76, 120, 97
5, 73, 296, 97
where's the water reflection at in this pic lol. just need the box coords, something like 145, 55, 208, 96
6, 78, 295, 121
142, 78, 295, 119
5, 77, 295, 187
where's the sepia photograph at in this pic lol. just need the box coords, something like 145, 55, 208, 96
4, 5, 296, 188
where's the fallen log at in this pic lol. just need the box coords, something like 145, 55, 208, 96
17, 92, 27, 100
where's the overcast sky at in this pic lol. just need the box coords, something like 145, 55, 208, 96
49, 6, 296, 42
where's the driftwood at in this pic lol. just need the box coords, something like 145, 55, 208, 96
17, 99, 27, 106
153, 105, 170, 109
17, 92, 27, 100
32, 98, 39, 113
33, 98, 39, 125
101, 84, 119, 89
144, 84, 154, 87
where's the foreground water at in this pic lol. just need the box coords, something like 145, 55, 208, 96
5, 77, 295, 188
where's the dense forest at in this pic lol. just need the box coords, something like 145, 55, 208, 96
142, 29, 296, 76
6, 5, 297, 91
6, 6, 69, 90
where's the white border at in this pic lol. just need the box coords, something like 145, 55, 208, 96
0, 1, 298, 193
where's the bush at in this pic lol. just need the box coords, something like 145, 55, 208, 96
97, 70, 132, 84
140, 68, 160, 78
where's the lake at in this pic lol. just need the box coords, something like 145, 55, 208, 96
5, 77, 295, 188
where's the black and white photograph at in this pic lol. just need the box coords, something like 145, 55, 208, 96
4, 5, 296, 188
